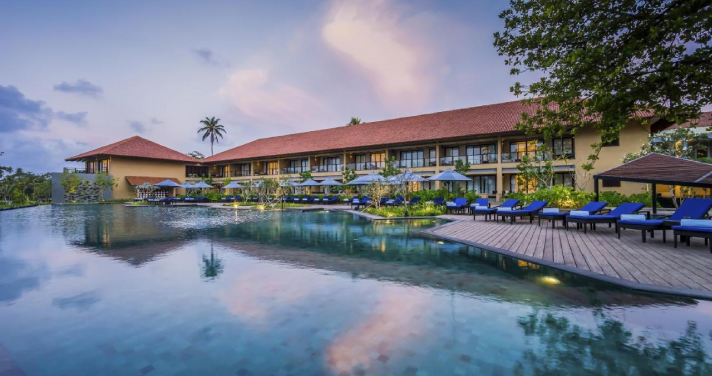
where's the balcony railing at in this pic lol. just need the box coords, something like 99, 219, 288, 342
311, 165, 344, 173
440, 155, 497, 166
346, 162, 385, 171
397, 158, 436, 169
282, 167, 307, 174
255, 169, 279, 176
210, 173, 226, 178
64, 167, 90, 174
231, 171, 251, 177
501, 150, 574, 163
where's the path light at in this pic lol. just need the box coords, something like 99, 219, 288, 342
540, 276, 561, 285
437, 241, 445, 245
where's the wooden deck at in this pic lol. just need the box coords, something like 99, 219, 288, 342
427, 215, 712, 297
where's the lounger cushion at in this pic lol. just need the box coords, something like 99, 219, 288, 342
672, 225, 712, 233
542, 208, 559, 213
620, 214, 646, 221
570, 211, 589, 217
497, 207, 513, 212
681, 219, 712, 227
617, 219, 664, 226
568, 214, 616, 220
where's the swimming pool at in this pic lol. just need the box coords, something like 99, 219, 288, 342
1, 205, 710, 375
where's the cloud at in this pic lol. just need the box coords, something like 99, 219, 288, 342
52, 291, 100, 311
150, 117, 164, 125
321, 0, 449, 107
219, 68, 328, 126
56, 111, 88, 125
128, 120, 145, 133
53, 79, 103, 98
192, 48, 229, 67
0, 85, 52, 133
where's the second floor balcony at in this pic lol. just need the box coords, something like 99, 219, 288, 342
311, 165, 343, 173
230, 170, 251, 177
501, 150, 574, 163
346, 162, 385, 171
440, 154, 498, 166
398, 158, 436, 169
282, 167, 308, 174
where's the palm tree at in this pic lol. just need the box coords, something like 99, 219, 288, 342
198, 117, 226, 156
348, 117, 362, 125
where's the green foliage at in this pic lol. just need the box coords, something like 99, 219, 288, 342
188, 151, 205, 159
411, 189, 453, 201
516, 146, 555, 191
624, 127, 711, 162
364, 203, 446, 217
454, 159, 471, 175
504, 185, 595, 208
204, 192, 223, 202
599, 191, 654, 208
94, 172, 117, 200
60, 170, 83, 194
197, 116, 226, 156
379, 156, 401, 178
347, 117, 362, 125
342, 166, 358, 183
494, 0, 712, 171
222, 177, 232, 186
299, 170, 313, 183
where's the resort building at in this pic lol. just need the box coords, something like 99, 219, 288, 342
62, 99, 707, 201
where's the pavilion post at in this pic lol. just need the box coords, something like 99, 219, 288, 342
652, 184, 657, 214
594, 177, 599, 202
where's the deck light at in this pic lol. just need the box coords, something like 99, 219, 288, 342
540, 276, 561, 285
437, 241, 445, 245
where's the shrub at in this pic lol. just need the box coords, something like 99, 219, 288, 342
504, 186, 594, 209
205, 192, 223, 202
411, 189, 452, 201
363, 202, 446, 217
599, 191, 628, 207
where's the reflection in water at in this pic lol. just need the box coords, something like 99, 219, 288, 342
1, 205, 709, 375
201, 245, 224, 281
516, 311, 712, 376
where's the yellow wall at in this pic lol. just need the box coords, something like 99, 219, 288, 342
574, 120, 651, 195
109, 157, 191, 199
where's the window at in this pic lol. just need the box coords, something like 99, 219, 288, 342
509, 140, 540, 160
238, 164, 251, 176
267, 161, 279, 175
97, 159, 110, 173
553, 173, 574, 187
553, 137, 574, 158
320, 156, 341, 172
186, 166, 209, 177
399, 150, 424, 168
466, 144, 497, 164
466, 175, 496, 194
602, 134, 620, 147
602, 180, 621, 187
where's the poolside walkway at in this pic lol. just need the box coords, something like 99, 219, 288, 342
426, 214, 712, 298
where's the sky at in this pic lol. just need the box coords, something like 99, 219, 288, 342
0, 0, 527, 172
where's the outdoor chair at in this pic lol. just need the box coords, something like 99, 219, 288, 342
325, 196, 339, 205
433, 197, 445, 206
386, 196, 404, 206
566, 202, 645, 233
292, 196, 301, 203
379, 197, 390, 206
473, 199, 519, 221
221, 195, 233, 202
497, 200, 548, 224
672, 219, 712, 253
233, 196, 242, 202
617, 198, 712, 243
351, 196, 371, 210
159, 196, 174, 205
469, 198, 490, 214
407, 197, 421, 205
445, 198, 468, 214
538, 201, 607, 229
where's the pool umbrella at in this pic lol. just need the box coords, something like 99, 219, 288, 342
154, 179, 181, 188
298, 179, 321, 187
222, 181, 243, 189
193, 181, 213, 189
180, 182, 195, 188
390, 171, 428, 183
346, 172, 386, 185
319, 178, 342, 194
428, 169, 470, 191
427, 169, 471, 182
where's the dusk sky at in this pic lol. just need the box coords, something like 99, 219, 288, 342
1, 0, 530, 172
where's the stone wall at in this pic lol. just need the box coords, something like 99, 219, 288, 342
51, 173, 113, 203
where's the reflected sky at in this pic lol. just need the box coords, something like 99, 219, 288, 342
0, 205, 711, 375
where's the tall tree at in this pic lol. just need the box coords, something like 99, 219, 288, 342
494, 0, 712, 169
347, 117, 362, 125
197, 117, 226, 156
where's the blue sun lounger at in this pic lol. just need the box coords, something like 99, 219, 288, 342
472, 199, 519, 221
617, 198, 712, 242
537, 201, 607, 228
566, 202, 645, 233
497, 200, 548, 224
672, 219, 712, 253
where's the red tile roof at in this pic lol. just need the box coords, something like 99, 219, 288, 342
596, 153, 712, 186
203, 99, 653, 163
66, 136, 197, 163
125, 176, 181, 186
666, 112, 712, 129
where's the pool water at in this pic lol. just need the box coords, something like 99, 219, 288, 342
1, 205, 711, 375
